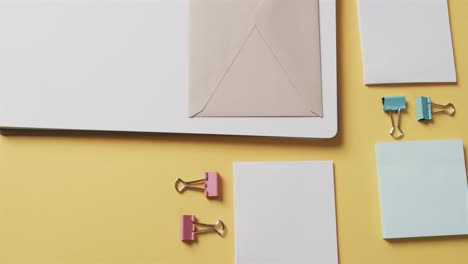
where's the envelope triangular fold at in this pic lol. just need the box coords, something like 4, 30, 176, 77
189, 0, 260, 117
255, 0, 323, 116
189, 0, 323, 117
198, 28, 317, 117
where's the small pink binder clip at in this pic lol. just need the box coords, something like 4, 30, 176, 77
180, 215, 225, 241
175, 172, 219, 198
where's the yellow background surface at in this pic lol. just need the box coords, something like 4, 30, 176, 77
1, 0, 468, 263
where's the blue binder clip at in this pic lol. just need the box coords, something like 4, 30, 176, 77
416, 96, 455, 121
382, 96, 406, 140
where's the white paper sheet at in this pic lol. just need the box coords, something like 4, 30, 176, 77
358, 0, 456, 84
234, 161, 338, 264
0, 0, 337, 139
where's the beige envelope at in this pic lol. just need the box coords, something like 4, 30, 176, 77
189, 0, 323, 117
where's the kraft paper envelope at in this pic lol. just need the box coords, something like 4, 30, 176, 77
189, 0, 323, 117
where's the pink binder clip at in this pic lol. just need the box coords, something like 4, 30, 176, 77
175, 172, 220, 198
180, 215, 225, 241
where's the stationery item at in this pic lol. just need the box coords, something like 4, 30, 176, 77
375, 139, 468, 239
175, 172, 220, 198
189, 0, 322, 117
416, 96, 455, 121
180, 215, 225, 241
382, 96, 406, 139
358, 0, 457, 84
0, 0, 338, 139
234, 161, 338, 264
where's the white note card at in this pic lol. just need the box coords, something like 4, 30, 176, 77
358, 0, 457, 84
234, 161, 338, 264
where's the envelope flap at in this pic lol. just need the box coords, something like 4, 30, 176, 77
255, 0, 322, 115
196, 28, 319, 117
189, 0, 262, 116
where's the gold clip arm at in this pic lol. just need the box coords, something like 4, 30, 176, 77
432, 102, 455, 116
193, 220, 225, 236
388, 108, 404, 140
174, 178, 206, 193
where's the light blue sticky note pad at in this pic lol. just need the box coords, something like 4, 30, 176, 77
375, 139, 468, 239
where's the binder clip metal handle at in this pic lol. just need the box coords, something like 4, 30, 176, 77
416, 96, 455, 121
382, 96, 406, 140
180, 215, 225, 241
388, 108, 404, 139
175, 172, 219, 198
193, 220, 225, 236
432, 102, 455, 116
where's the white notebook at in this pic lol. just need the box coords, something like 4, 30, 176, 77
358, 0, 456, 84
234, 161, 338, 264
0, 0, 337, 138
